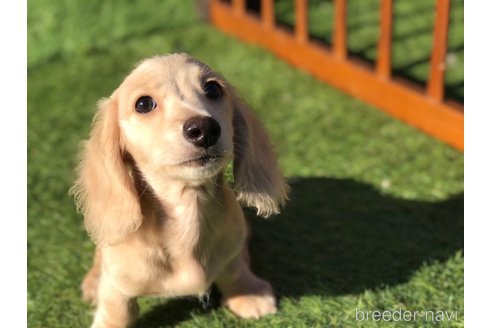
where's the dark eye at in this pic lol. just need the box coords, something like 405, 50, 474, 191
135, 96, 157, 113
203, 81, 223, 99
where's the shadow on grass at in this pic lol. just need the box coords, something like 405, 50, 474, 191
133, 177, 463, 326
250, 177, 463, 297
133, 297, 208, 328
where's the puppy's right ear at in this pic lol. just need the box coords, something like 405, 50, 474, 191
70, 95, 142, 245
232, 97, 289, 217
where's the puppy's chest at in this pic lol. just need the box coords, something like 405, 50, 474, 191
111, 210, 245, 297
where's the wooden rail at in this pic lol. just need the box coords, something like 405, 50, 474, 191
209, 0, 463, 150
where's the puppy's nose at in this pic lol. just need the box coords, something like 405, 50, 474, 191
183, 116, 221, 148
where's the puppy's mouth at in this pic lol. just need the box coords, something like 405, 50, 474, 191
180, 154, 222, 167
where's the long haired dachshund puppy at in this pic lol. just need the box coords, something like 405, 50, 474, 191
71, 54, 289, 328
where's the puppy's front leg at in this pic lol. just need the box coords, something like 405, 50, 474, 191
215, 253, 277, 319
82, 248, 102, 304
91, 274, 138, 328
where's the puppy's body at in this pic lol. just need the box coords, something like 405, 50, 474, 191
72, 54, 288, 328
98, 179, 246, 299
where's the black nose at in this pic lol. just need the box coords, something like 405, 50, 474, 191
183, 116, 221, 148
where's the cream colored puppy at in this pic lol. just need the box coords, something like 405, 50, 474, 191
71, 53, 289, 328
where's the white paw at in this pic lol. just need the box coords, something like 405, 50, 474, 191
224, 293, 277, 319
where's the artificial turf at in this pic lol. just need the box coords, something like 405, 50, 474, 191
28, 0, 464, 327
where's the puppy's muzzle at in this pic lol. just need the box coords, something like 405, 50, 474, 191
183, 116, 221, 148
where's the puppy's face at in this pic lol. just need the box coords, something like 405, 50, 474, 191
116, 55, 234, 183
72, 53, 288, 244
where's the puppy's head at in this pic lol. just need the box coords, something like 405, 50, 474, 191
71, 54, 289, 245
116, 54, 235, 183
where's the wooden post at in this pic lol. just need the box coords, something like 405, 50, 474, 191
333, 0, 347, 59
233, 0, 245, 16
377, 0, 393, 78
427, 0, 451, 102
261, 0, 275, 30
295, 0, 308, 43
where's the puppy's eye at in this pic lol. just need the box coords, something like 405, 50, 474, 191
135, 96, 157, 113
203, 81, 223, 99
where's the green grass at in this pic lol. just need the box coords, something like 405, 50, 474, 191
28, 0, 463, 327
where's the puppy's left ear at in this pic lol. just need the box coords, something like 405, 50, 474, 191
232, 97, 290, 217
70, 94, 142, 245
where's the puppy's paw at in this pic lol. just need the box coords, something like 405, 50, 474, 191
81, 272, 99, 305
224, 292, 277, 319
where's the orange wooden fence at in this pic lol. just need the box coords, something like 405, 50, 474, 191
209, 0, 464, 150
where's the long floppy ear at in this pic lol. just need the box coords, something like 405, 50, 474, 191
70, 96, 142, 245
232, 97, 290, 217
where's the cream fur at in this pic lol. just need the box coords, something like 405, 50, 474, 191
70, 53, 289, 328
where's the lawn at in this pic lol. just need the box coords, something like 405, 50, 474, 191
28, 0, 464, 327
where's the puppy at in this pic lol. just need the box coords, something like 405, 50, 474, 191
71, 53, 289, 328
